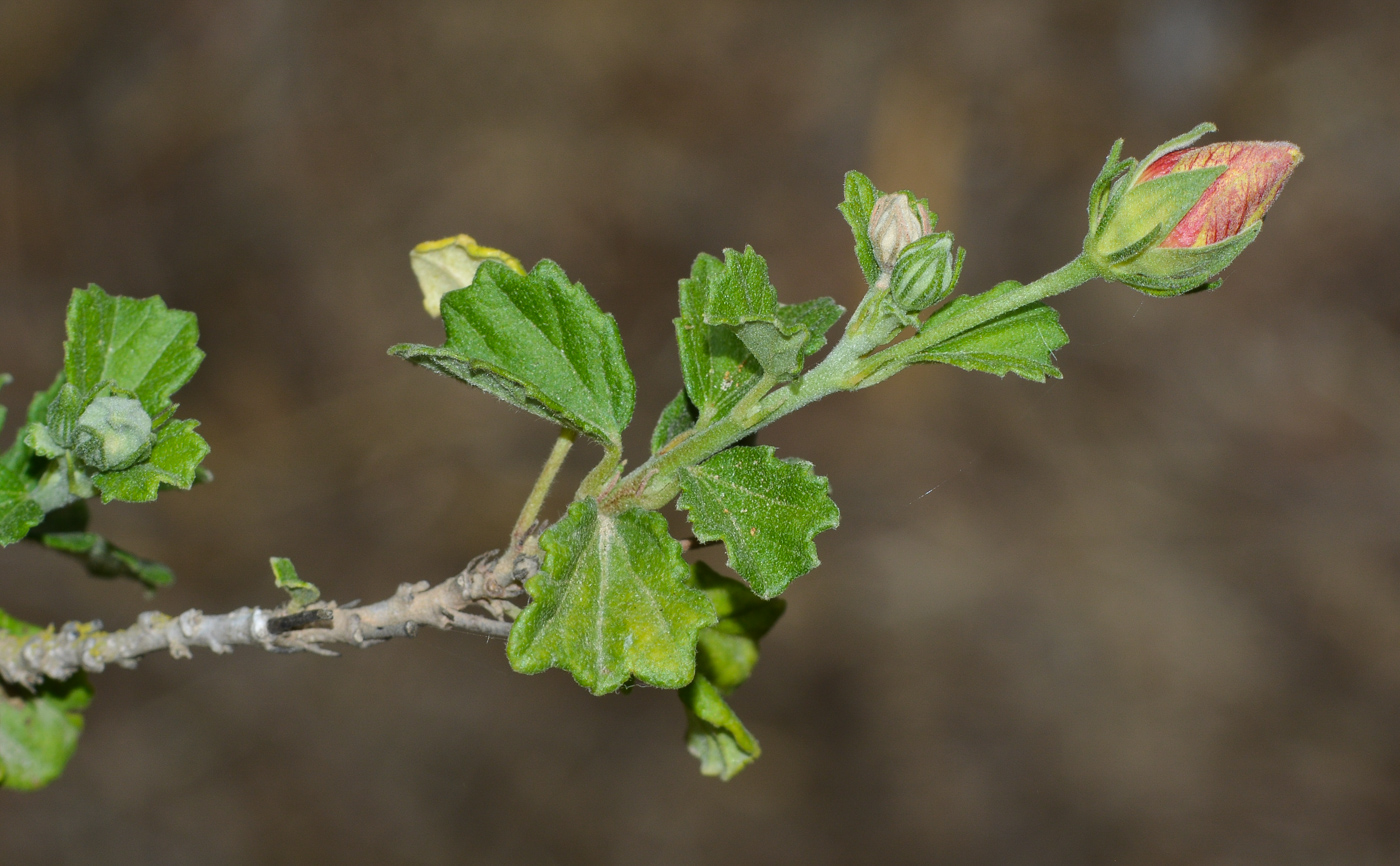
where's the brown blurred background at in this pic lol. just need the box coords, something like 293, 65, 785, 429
1, 0, 1397, 862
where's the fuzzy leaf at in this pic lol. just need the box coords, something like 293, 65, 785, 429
63, 285, 204, 416
0, 609, 93, 790
39, 531, 174, 589
270, 557, 319, 611
390, 260, 635, 446
1, 374, 64, 477
913, 291, 1069, 382
693, 562, 785, 692
680, 674, 759, 781
651, 390, 698, 456
677, 445, 840, 599
0, 463, 42, 546
507, 498, 717, 695
675, 254, 836, 420
91, 418, 209, 503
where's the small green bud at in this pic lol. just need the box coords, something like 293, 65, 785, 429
889, 233, 964, 312
72, 396, 154, 472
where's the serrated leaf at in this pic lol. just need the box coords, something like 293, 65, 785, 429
0, 609, 93, 790
91, 418, 209, 503
675, 254, 837, 421
0, 463, 42, 546
64, 285, 204, 416
693, 562, 784, 692
697, 247, 811, 381
39, 531, 174, 589
775, 297, 844, 357
390, 260, 635, 446
680, 673, 759, 780
507, 498, 717, 695
912, 290, 1069, 382
651, 390, 698, 456
677, 445, 840, 599
270, 557, 318, 611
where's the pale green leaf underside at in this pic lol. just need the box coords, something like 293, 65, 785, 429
680, 674, 759, 781
507, 498, 717, 695
693, 562, 785, 693
0, 610, 92, 791
677, 446, 840, 599
391, 260, 635, 445
914, 296, 1069, 382
92, 418, 209, 503
64, 285, 204, 416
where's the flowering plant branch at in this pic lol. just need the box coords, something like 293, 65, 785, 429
0, 125, 1300, 788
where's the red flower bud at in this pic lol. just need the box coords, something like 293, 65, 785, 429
1135, 141, 1302, 248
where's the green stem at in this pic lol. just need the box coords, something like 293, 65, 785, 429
601, 253, 1099, 512
511, 427, 577, 542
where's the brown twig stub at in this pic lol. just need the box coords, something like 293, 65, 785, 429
0, 531, 542, 689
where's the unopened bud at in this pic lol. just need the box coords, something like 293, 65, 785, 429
890, 233, 964, 312
1086, 124, 1302, 296
72, 396, 154, 472
868, 194, 933, 273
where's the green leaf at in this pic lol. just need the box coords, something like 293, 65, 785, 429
1, 373, 64, 477
912, 290, 1069, 382
677, 445, 840, 599
90, 418, 209, 503
270, 557, 319, 611
390, 260, 635, 446
775, 297, 845, 358
38, 531, 174, 590
0, 610, 93, 790
0, 462, 42, 546
507, 498, 717, 695
838, 170, 882, 285
693, 562, 785, 692
651, 390, 698, 456
675, 254, 838, 421
680, 674, 759, 781
63, 285, 204, 416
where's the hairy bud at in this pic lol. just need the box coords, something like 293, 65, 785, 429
72, 396, 154, 472
868, 193, 933, 273
890, 233, 964, 312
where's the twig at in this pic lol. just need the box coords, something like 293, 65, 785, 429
0, 533, 542, 689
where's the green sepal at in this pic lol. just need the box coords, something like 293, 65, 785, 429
271, 557, 319, 612
679, 674, 759, 781
1128, 122, 1217, 187
651, 390, 698, 456
90, 418, 209, 503
390, 260, 635, 447
63, 284, 204, 417
676, 445, 840, 599
838, 170, 882, 285
693, 562, 785, 692
908, 290, 1069, 382
1090, 164, 1226, 261
0, 609, 93, 791
1108, 221, 1262, 296
507, 498, 717, 695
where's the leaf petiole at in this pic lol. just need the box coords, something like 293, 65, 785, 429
512, 427, 577, 543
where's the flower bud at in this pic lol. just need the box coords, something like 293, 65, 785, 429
890, 233, 964, 312
868, 193, 933, 273
72, 396, 154, 472
410, 234, 526, 317
1085, 123, 1302, 296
